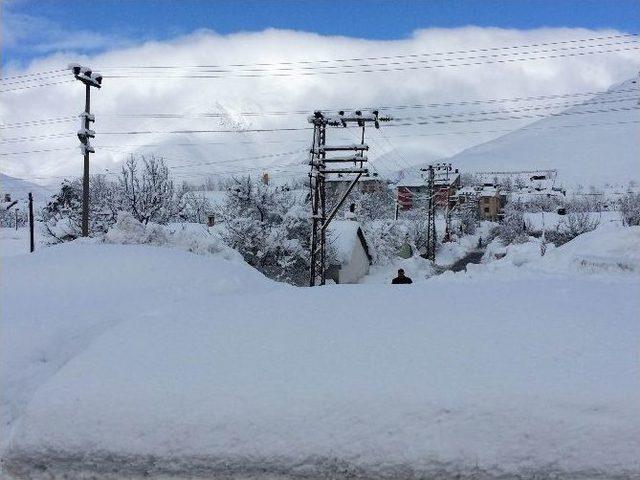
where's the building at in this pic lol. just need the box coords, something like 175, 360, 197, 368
396, 173, 428, 210
478, 184, 505, 221
433, 164, 461, 209
326, 173, 389, 199
326, 220, 372, 284
455, 184, 505, 221
395, 163, 460, 210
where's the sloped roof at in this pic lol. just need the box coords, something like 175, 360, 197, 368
327, 220, 372, 264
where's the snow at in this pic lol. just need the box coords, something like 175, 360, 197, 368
445, 79, 640, 187
535, 224, 640, 274
360, 254, 436, 284
522, 210, 620, 231
477, 223, 640, 277
0, 228, 32, 258
105, 212, 240, 261
327, 219, 363, 264
1, 241, 275, 443
0, 174, 52, 204
2, 224, 640, 478
190, 189, 227, 209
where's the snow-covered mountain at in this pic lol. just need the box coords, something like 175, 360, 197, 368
0, 174, 53, 203
444, 79, 639, 187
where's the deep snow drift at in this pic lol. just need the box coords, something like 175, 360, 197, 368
2, 227, 640, 479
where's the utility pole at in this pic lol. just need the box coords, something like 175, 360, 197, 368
28, 192, 34, 253
69, 64, 102, 237
425, 165, 437, 261
308, 110, 390, 286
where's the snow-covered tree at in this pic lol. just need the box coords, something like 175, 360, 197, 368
498, 205, 528, 245
619, 192, 640, 226
179, 191, 212, 224
41, 176, 119, 243
119, 155, 183, 225
457, 204, 480, 235
217, 176, 312, 285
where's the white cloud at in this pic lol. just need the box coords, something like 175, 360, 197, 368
1, 26, 638, 185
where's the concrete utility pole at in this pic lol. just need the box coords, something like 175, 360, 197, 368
69, 64, 102, 237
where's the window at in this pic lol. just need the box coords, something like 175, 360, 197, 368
484, 207, 490, 213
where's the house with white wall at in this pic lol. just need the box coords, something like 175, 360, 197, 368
326, 220, 372, 284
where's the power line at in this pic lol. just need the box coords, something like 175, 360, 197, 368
102, 39, 639, 76
101, 46, 640, 80
3, 102, 636, 149
97, 33, 638, 70
0, 79, 75, 94
4, 86, 635, 130
0, 68, 67, 82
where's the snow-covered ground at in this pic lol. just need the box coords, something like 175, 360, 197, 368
362, 221, 494, 284
523, 210, 621, 231
0, 228, 41, 258
2, 225, 639, 479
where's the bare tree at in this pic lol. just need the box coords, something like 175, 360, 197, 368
120, 155, 182, 224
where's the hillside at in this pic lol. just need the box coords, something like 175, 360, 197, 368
444, 78, 639, 187
0, 173, 53, 204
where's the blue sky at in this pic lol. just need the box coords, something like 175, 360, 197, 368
3, 0, 639, 67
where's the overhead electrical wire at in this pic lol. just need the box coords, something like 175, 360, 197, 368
97, 33, 638, 70
7, 118, 639, 184
3, 86, 636, 129
100, 39, 640, 75
101, 46, 640, 80
3, 86, 636, 131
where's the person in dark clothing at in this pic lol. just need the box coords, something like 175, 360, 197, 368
391, 268, 413, 284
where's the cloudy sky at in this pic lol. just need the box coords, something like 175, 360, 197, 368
1, 0, 639, 185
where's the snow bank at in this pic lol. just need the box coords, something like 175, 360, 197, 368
523, 211, 620, 232
534, 224, 640, 274
1, 241, 275, 448
3, 241, 639, 478
104, 212, 240, 262
478, 224, 640, 276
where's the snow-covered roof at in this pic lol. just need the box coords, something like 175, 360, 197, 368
479, 186, 500, 196
456, 186, 479, 196
396, 173, 427, 187
327, 220, 370, 264
327, 174, 388, 183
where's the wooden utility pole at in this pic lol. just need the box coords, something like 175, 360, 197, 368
28, 192, 35, 253
81, 84, 91, 237
69, 64, 102, 237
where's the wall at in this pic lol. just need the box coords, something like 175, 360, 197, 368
338, 240, 370, 284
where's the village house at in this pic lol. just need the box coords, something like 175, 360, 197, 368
326, 172, 389, 199
396, 163, 460, 210
478, 184, 505, 221
326, 220, 372, 284
456, 183, 505, 221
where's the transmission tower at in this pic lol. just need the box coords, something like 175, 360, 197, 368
424, 165, 437, 261
308, 110, 390, 286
